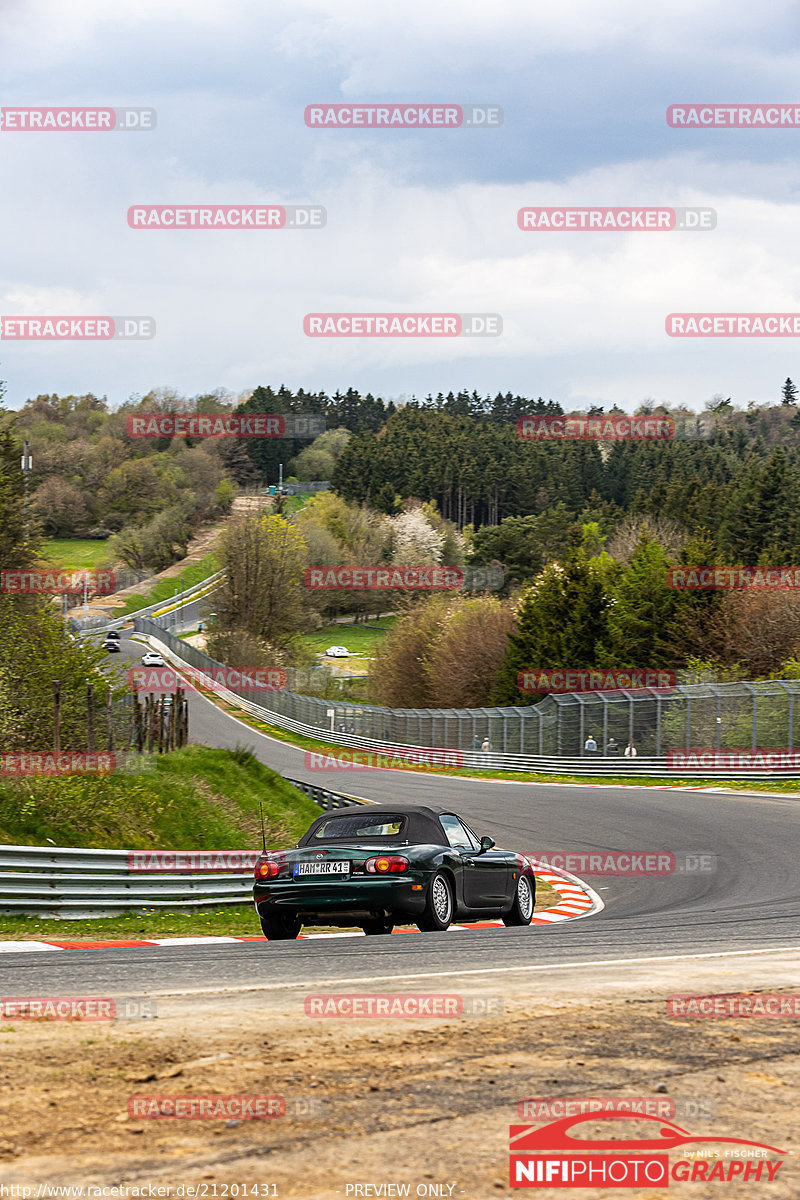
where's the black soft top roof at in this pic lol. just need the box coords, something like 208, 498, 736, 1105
298, 804, 452, 846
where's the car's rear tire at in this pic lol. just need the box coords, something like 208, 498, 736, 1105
418, 871, 453, 932
362, 916, 395, 936
503, 873, 534, 926
259, 913, 301, 940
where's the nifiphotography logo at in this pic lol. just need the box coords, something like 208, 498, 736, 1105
509, 1110, 786, 1187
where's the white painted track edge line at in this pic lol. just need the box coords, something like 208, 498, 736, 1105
138, 946, 800, 998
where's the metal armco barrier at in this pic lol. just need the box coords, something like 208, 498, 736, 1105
134, 621, 800, 779
0, 782, 360, 916
74, 570, 226, 635
284, 777, 363, 809
0, 844, 251, 917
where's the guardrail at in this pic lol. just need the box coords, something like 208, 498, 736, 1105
0, 845, 250, 917
134, 622, 800, 780
0, 781, 360, 916
284, 777, 363, 810
74, 570, 225, 635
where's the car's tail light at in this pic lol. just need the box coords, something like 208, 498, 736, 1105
365, 855, 409, 874
255, 853, 285, 880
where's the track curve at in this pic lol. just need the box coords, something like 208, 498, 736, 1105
2, 632, 796, 993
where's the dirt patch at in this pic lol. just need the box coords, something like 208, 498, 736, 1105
102, 510, 236, 610
0, 979, 797, 1197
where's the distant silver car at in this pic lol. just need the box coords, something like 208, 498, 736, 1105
325, 645, 350, 658
141, 651, 165, 667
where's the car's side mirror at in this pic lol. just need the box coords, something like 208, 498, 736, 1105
479, 836, 495, 853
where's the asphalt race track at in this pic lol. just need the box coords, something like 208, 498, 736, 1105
2, 632, 797, 995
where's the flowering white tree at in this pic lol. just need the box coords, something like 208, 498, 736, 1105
389, 508, 445, 565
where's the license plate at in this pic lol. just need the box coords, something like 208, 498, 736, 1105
294, 861, 350, 876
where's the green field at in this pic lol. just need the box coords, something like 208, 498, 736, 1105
116, 553, 220, 615
300, 618, 396, 660
40, 539, 113, 570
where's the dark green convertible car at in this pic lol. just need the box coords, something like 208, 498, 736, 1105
253, 803, 536, 939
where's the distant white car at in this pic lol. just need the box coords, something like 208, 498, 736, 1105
141, 652, 165, 667
325, 645, 350, 658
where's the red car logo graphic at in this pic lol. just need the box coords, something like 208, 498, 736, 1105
510, 1110, 786, 1154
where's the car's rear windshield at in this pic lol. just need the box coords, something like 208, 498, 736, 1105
311, 813, 408, 840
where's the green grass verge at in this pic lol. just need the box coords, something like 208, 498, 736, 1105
0, 883, 560, 940
115, 553, 220, 616
40, 539, 112, 570
0, 744, 320, 848
0, 907, 261, 940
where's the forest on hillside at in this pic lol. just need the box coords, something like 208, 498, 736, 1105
4, 378, 800, 721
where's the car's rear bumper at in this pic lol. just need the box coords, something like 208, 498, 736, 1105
253, 875, 427, 918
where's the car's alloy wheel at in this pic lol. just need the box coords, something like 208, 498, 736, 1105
502, 873, 534, 926
260, 912, 301, 940
418, 871, 453, 932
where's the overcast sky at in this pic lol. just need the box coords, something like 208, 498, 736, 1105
2, 0, 800, 411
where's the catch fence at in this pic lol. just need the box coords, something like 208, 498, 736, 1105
133, 619, 800, 773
